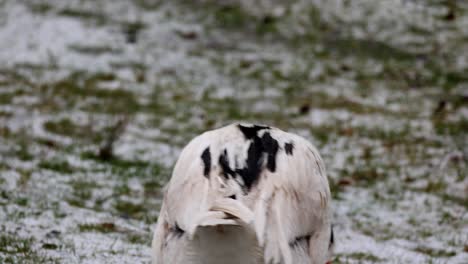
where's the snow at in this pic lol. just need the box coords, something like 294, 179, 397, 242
0, 0, 466, 263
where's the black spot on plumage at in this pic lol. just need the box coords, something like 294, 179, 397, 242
261, 132, 279, 172
218, 129, 280, 193
285, 141, 294, 155
219, 149, 235, 178
235, 136, 264, 191
289, 233, 311, 248
171, 222, 184, 238
229, 194, 236, 200
329, 226, 334, 249
201, 147, 211, 178
237, 124, 270, 140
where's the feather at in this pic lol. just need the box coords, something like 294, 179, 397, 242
211, 198, 254, 224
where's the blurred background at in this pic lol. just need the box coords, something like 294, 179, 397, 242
0, 0, 467, 263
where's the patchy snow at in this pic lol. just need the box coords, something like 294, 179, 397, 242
0, 0, 467, 263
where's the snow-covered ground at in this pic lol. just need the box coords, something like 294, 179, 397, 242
0, 0, 466, 263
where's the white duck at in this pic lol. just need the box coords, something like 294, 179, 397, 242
152, 123, 334, 264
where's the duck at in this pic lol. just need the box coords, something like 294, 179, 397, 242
152, 123, 334, 264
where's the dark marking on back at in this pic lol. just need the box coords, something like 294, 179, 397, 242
218, 130, 280, 193
201, 147, 211, 178
329, 226, 334, 249
219, 149, 235, 178
237, 124, 270, 140
229, 194, 236, 200
261, 132, 279, 171
289, 233, 312, 248
285, 141, 294, 155
234, 135, 264, 191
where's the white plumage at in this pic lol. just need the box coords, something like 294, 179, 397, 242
152, 123, 333, 264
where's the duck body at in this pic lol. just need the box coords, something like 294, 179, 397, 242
152, 123, 333, 264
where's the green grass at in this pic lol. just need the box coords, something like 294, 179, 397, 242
43, 118, 105, 143
79, 222, 117, 233
324, 37, 418, 62
15, 197, 28, 206
335, 252, 383, 263
78, 222, 151, 245
433, 118, 468, 136
81, 152, 167, 179
66, 180, 97, 208
114, 200, 148, 220
0, 93, 14, 105
177, 0, 279, 35
38, 159, 74, 174
413, 246, 457, 258
143, 179, 163, 196
36, 72, 140, 114
69, 44, 123, 55
58, 8, 107, 25
14, 143, 34, 161
26, 2, 53, 14
0, 232, 56, 264
296, 92, 392, 115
